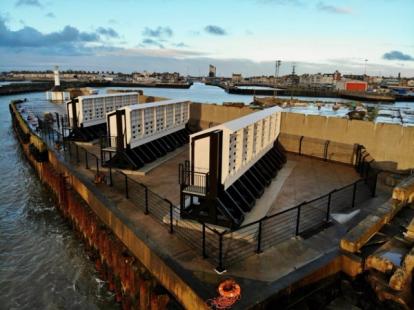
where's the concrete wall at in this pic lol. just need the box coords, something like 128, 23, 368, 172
280, 112, 414, 169
189, 103, 414, 169
190, 102, 254, 129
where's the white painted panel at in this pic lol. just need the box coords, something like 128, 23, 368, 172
107, 99, 190, 149
77, 93, 139, 128
193, 137, 210, 173
189, 106, 283, 190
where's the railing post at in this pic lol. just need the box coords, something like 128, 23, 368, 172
75, 144, 80, 163
96, 157, 99, 174
372, 173, 378, 197
144, 186, 149, 214
216, 232, 225, 273
352, 182, 357, 208
68, 142, 72, 159
326, 192, 332, 222
256, 220, 263, 254
299, 136, 304, 155
109, 166, 113, 186
85, 150, 89, 169
124, 174, 129, 199
202, 223, 207, 258
295, 204, 302, 236
169, 201, 174, 234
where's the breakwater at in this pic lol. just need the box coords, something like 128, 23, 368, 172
0, 81, 193, 96
226, 86, 396, 102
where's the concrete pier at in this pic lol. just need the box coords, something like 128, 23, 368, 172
9, 101, 414, 309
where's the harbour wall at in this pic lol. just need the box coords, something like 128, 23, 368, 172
225, 86, 396, 102
9, 102, 208, 310
0, 81, 192, 96
280, 112, 414, 170
190, 103, 414, 170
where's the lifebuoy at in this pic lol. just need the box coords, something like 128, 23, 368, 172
218, 279, 241, 299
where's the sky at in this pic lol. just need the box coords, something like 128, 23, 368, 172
0, 0, 413, 76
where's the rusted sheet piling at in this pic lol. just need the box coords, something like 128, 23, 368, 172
9, 102, 178, 309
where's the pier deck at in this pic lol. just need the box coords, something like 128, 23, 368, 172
57, 138, 369, 308
16, 99, 391, 309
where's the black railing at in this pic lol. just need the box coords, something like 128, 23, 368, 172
178, 162, 209, 196
100, 135, 118, 150
199, 178, 373, 270
35, 120, 383, 271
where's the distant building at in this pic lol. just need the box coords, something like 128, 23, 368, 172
333, 70, 341, 81
343, 74, 365, 81
335, 80, 368, 92
232, 73, 243, 83
209, 65, 216, 78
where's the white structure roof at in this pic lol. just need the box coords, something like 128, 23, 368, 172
123, 99, 190, 111
78, 92, 139, 100
220, 106, 282, 132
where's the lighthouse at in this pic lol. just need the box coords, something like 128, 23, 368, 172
46, 65, 70, 102
54, 65, 60, 87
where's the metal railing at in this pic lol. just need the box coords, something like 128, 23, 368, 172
200, 177, 373, 271
36, 121, 382, 272
178, 161, 209, 196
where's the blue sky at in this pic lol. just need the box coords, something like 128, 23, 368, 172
0, 0, 413, 76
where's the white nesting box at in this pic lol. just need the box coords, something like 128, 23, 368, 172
68, 92, 139, 128
190, 106, 282, 190
107, 99, 190, 149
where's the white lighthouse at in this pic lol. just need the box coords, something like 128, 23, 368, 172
53, 65, 60, 87
46, 65, 70, 102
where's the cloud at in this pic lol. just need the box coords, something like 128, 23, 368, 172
0, 17, 119, 56
142, 26, 173, 39
173, 42, 189, 48
15, 0, 42, 7
204, 25, 227, 36
96, 27, 119, 38
116, 47, 207, 58
317, 2, 352, 14
383, 50, 414, 61
45, 12, 55, 18
140, 38, 164, 49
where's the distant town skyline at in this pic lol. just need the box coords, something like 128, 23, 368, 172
0, 0, 413, 76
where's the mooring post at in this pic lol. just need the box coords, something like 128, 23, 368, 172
202, 223, 207, 258
352, 182, 357, 208
144, 186, 149, 214
124, 174, 129, 199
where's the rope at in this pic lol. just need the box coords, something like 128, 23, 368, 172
207, 295, 240, 310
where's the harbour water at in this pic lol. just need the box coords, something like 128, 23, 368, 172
0, 92, 118, 310
0, 83, 413, 309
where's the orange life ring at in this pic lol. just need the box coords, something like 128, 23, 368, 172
218, 279, 241, 299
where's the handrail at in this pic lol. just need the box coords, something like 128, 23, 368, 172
224, 178, 364, 233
